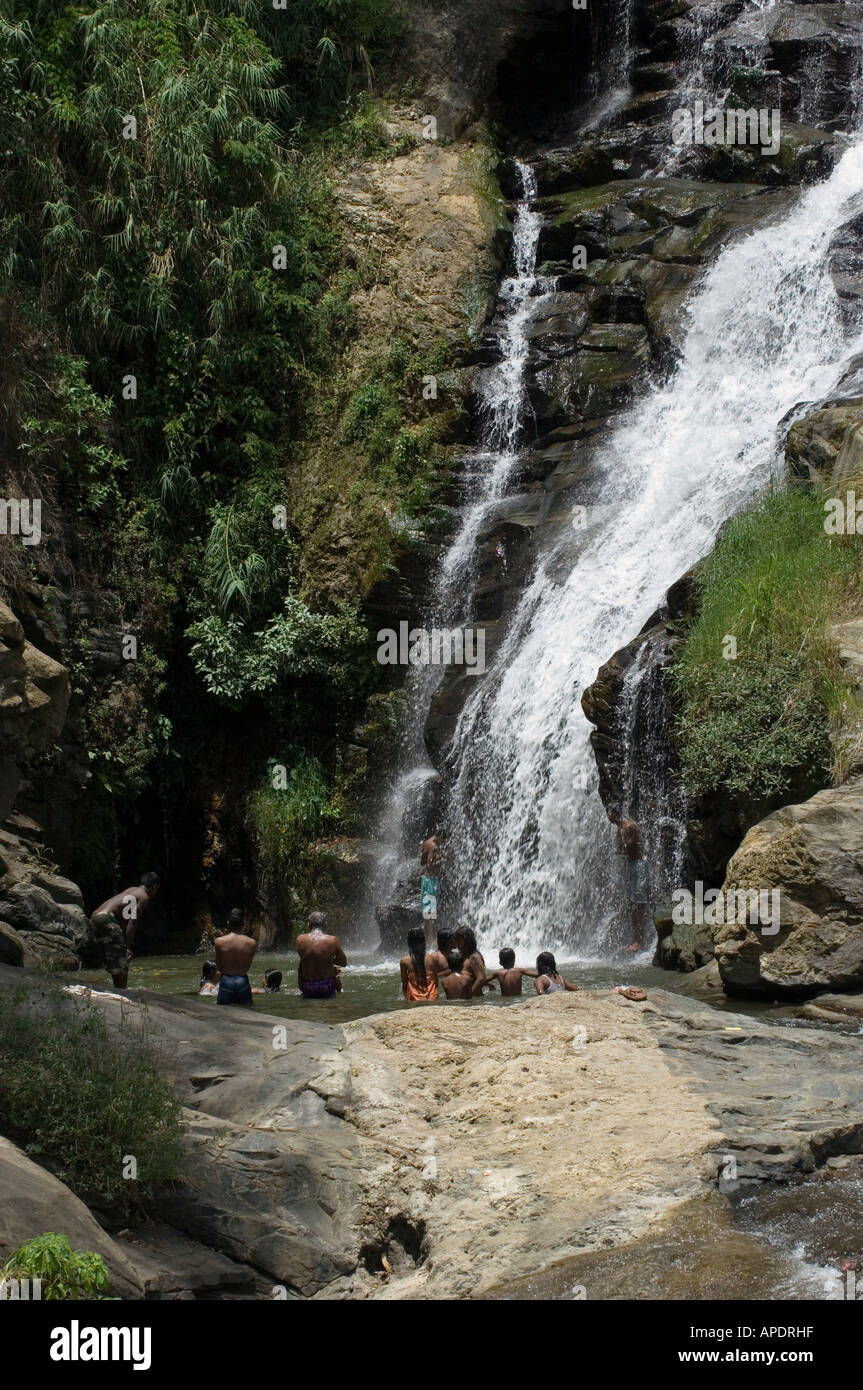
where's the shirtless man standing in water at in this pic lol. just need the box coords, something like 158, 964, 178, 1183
296, 912, 347, 1000
214, 909, 257, 1007
611, 811, 650, 952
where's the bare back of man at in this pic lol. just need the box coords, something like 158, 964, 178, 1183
214, 930, 257, 1007
90, 874, 159, 989
485, 966, 537, 997
296, 926, 347, 1000
619, 818, 643, 860
440, 970, 470, 1000
94, 884, 150, 922
420, 835, 444, 874
215, 931, 257, 975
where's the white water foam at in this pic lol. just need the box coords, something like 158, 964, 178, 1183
446, 138, 863, 956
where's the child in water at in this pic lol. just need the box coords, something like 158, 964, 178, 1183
198, 961, 220, 996
534, 952, 579, 995
252, 969, 283, 994
439, 948, 471, 999
483, 947, 538, 996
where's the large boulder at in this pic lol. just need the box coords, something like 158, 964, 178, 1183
0, 599, 69, 778
0, 829, 88, 968
0, 1135, 142, 1298
786, 397, 863, 487
715, 777, 863, 998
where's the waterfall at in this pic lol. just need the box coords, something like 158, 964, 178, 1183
444, 137, 863, 958
615, 637, 687, 905
363, 164, 544, 947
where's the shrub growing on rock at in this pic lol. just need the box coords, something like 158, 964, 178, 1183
0, 982, 186, 1207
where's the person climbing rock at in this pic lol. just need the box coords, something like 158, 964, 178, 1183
214, 909, 257, 1006
89, 871, 160, 989
420, 833, 445, 945
296, 912, 346, 1000
610, 810, 650, 952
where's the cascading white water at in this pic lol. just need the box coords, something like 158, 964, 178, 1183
362, 165, 544, 941
445, 138, 863, 958
441, 163, 542, 589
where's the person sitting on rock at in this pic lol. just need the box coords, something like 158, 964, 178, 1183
483, 947, 538, 996
400, 926, 442, 1002
439, 948, 471, 1000
198, 960, 220, 996
456, 926, 492, 997
214, 909, 257, 1007
534, 952, 579, 995
296, 912, 347, 1000
89, 871, 160, 989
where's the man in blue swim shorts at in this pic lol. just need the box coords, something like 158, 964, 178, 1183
214, 908, 256, 1007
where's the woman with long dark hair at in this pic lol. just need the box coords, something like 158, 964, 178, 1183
456, 925, 490, 997
534, 952, 579, 995
400, 926, 441, 1002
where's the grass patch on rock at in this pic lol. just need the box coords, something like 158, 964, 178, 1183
671, 485, 863, 821
0, 981, 186, 1210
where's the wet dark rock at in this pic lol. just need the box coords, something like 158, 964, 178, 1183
829, 210, 863, 328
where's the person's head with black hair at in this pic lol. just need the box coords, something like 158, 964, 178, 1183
436, 928, 454, 955
458, 926, 477, 958
264, 969, 282, 993
499, 947, 515, 969
407, 926, 427, 988
141, 871, 160, 898
447, 948, 463, 973
200, 960, 218, 984
227, 907, 245, 930
536, 951, 558, 978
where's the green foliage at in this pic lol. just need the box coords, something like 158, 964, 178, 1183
1, 1234, 109, 1300
340, 336, 452, 488
251, 751, 341, 867
0, 0, 407, 831
0, 980, 186, 1206
671, 485, 863, 819
187, 595, 370, 705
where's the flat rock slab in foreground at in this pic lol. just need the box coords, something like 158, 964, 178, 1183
4, 971, 863, 1299
72, 985, 863, 1298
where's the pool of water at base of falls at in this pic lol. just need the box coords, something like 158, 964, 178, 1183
73, 949, 855, 1028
